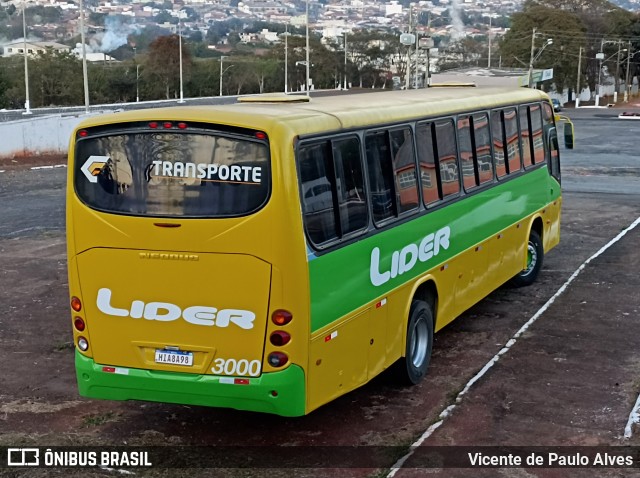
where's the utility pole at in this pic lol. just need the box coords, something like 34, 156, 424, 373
575, 46, 582, 108
625, 40, 631, 102
343, 31, 348, 90
178, 21, 185, 103
528, 28, 536, 88
305, 0, 310, 96
414, 14, 419, 89
487, 15, 492, 69
614, 40, 622, 103
79, 0, 90, 113
406, 6, 412, 90
284, 24, 288, 94
22, 0, 31, 114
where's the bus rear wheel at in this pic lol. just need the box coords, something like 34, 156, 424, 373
511, 229, 544, 287
395, 300, 434, 386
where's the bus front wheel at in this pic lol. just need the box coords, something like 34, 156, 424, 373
511, 229, 544, 287
396, 300, 434, 386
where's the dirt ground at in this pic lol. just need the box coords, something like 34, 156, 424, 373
0, 154, 67, 171
1, 153, 640, 477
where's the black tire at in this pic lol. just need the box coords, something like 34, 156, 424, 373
395, 300, 434, 386
511, 229, 544, 287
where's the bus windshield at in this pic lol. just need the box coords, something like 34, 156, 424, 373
74, 131, 270, 218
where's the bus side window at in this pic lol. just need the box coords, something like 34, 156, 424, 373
365, 131, 397, 224
298, 141, 339, 245
541, 103, 561, 182
520, 105, 534, 168
389, 127, 419, 214
530, 104, 545, 165
416, 122, 441, 206
434, 119, 459, 199
504, 108, 522, 174
458, 115, 477, 191
332, 138, 368, 235
492, 110, 507, 179
547, 130, 561, 182
473, 113, 493, 185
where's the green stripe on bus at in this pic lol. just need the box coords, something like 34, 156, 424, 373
75, 352, 307, 417
309, 168, 558, 332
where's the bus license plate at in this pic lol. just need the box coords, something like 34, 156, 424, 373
155, 349, 193, 366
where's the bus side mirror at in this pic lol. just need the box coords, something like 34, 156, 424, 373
563, 120, 574, 149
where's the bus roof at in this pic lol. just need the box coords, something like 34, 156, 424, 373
76, 87, 550, 137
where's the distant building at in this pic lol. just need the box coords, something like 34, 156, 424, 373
2, 40, 71, 58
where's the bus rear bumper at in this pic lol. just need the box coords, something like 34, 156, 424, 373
75, 351, 306, 417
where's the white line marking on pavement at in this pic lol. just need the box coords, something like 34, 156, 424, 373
624, 391, 640, 438
388, 215, 640, 477
30, 164, 66, 170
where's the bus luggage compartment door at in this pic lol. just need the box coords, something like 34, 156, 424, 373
75, 249, 271, 377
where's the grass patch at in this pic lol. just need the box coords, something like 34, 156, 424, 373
82, 411, 119, 427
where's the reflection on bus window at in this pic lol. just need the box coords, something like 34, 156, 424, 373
492, 110, 507, 178
390, 127, 418, 214
299, 137, 367, 246
333, 138, 367, 235
458, 116, 476, 190
435, 119, 459, 198
473, 113, 493, 184
75, 133, 269, 217
366, 131, 396, 223
530, 104, 545, 164
520, 105, 534, 167
504, 108, 522, 174
299, 141, 338, 244
416, 122, 440, 206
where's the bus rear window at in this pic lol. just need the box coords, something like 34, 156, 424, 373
74, 132, 270, 217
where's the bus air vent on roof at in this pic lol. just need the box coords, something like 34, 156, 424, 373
237, 94, 311, 104
429, 82, 476, 87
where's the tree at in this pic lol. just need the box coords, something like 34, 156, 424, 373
145, 34, 193, 100
439, 37, 487, 71
30, 49, 83, 106
498, 3, 587, 93
512, 0, 640, 96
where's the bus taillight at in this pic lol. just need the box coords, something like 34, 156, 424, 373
272, 309, 292, 326
71, 296, 82, 312
163, 122, 173, 129
267, 352, 288, 368
178, 122, 187, 129
77, 336, 89, 352
270, 331, 291, 347
74, 317, 86, 332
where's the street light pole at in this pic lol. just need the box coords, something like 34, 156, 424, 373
178, 21, 185, 103
284, 25, 288, 94
575, 46, 582, 108
219, 56, 233, 96
528, 28, 536, 88
487, 14, 492, 69
305, 0, 310, 96
79, 0, 90, 113
625, 40, 632, 102
528, 29, 552, 89
21, 0, 31, 114
219, 56, 226, 97
343, 31, 348, 90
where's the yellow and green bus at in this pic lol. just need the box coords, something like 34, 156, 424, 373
67, 87, 571, 417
